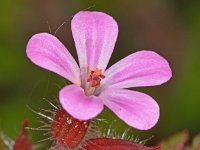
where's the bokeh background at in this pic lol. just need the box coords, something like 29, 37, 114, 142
0, 0, 200, 148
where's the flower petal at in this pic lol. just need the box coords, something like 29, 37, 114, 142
71, 11, 118, 71
59, 84, 104, 120
99, 88, 159, 130
26, 33, 80, 84
102, 50, 172, 89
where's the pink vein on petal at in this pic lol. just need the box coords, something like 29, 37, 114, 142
102, 50, 172, 89
99, 88, 160, 130
71, 11, 118, 71
26, 33, 80, 84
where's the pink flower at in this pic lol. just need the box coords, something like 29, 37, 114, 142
26, 11, 172, 130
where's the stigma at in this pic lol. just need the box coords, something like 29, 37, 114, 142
87, 68, 105, 88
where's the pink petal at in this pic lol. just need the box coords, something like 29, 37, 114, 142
26, 33, 80, 84
102, 50, 172, 89
59, 84, 104, 120
100, 88, 159, 130
71, 11, 118, 71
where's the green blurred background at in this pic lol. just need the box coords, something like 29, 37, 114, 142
0, 0, 200, 148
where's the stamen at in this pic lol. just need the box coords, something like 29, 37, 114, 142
87, 68, 105, 88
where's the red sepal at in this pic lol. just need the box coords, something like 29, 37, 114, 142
81, 138, 161, 150
13, 120, 33, 150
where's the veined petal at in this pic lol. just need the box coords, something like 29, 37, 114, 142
59, 84, 104, 120
99, 88, 159, 130
26, 33, 80, 84
102, 50, 172, 89
71, 11, 118, 71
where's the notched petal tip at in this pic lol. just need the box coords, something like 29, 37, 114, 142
72, 11, 118, 29
139, 50, 173, 86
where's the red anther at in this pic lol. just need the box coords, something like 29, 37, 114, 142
81, 138, 161, 150
51, 108, 90, 148
87, 68, 105, 87
13, 120, 33, 150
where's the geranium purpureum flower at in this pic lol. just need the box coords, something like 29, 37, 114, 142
26, 11, 172, 130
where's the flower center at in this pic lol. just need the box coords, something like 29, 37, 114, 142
84, 68, 105, 96
87, 68, 105, 88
